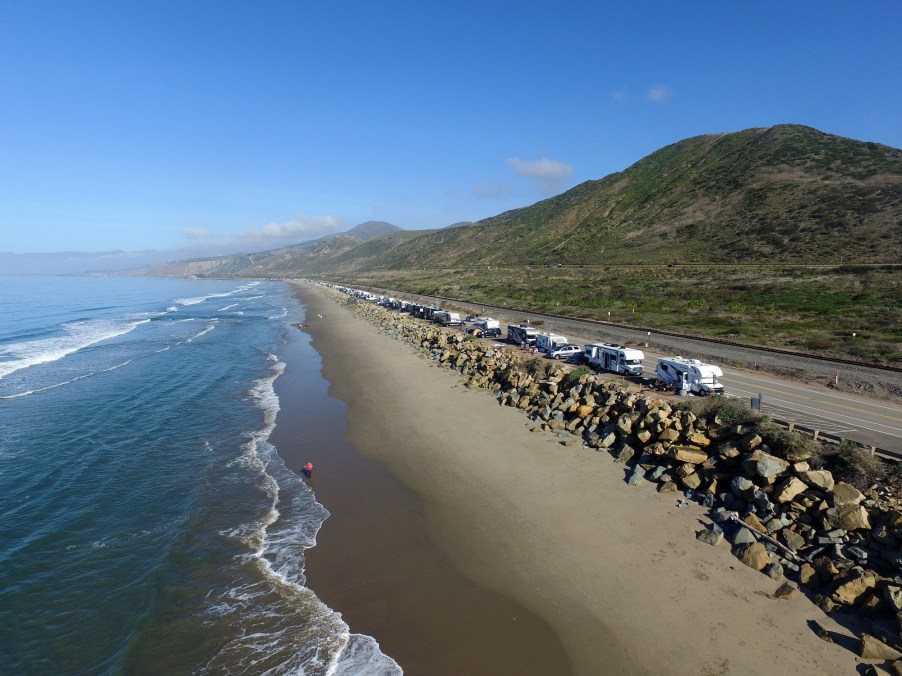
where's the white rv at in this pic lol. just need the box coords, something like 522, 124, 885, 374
536, 333, 568, 354
473, 317, 502, 337
656, 357, 724, 395
433, 311, 462, 326
507, 324, 538, 347
584, 343, 645, 376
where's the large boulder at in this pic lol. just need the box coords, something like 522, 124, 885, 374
826, 504, 871, 531
668, 446, 709, 464
748, 451, 790, 480
658, 427, 680, 444
832, 573, 877, 606
774, 476, 808, 503
685, 430, 712, 447
799, 563, 821, 587
697, 529, 724, 546
860, 634, 902, 661
781, 529, 806, 552
734, 542, 770, 571
731, 476, 756, 500
739, 433, 763, 452
800, 469, 835, 491
680, 472, 703, 490
831, 482, 864, 506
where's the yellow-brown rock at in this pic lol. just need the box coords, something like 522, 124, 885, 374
668, 446, 708, 464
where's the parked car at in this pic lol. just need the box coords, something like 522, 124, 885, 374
548, 344, 582, 360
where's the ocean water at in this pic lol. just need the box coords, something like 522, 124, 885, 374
0, 276, 400, 675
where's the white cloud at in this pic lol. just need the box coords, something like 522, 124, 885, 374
647, 84, 675, 103
182, 227, 212, 239
506, 156, 573, 194
611, 90, 628, 102
176, 214, 345, 256
245, 214, 343, 241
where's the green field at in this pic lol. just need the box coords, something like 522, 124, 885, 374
326, 264, 902, 365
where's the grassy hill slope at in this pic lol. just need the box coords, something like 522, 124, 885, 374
358, 125, 901, 269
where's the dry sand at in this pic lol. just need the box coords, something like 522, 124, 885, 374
292, 282, 861, 675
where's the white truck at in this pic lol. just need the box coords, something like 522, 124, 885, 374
507, 324, 538, 347
655, 356, 724, 395
433, 310, 462, 326
536, 333, 568, 355
583, 343, 645, 376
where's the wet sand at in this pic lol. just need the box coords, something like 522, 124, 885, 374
271, 306, 571, 674
284, 281, 860, 675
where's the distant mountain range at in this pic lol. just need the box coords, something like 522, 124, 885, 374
0, 249, 175, 276
144, 220, 406, 278
140, 124, 901, 279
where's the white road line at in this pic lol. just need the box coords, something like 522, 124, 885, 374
723, 388, 902, 436
711, 393, 855, 433
721, 372, 902, 414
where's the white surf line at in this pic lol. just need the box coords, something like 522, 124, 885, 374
722, 371, 902, 414
724, 384, 902, 437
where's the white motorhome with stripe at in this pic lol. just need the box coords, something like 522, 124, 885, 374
656, 356, 724, 395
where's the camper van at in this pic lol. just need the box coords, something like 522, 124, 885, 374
507, 324, 538, 347
473, 317, 502, 338
656, 357, 724, 395
583, 343, 645, 376
433, 311, 462, 326
536, 333, 568, 355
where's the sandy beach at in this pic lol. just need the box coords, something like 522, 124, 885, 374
289, 281, 860, 675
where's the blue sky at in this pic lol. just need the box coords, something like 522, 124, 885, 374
1, 1, 899, 257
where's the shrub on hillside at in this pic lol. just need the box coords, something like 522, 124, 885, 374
526, 358, 548, 377
699, 396, 758, 426
563, 366, 593, 388
757, 422, 816, 462
820, 438, 894, 490
806, 331, 835, 351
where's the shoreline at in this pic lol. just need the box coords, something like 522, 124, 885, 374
272, 287, 570, 674
287, 281, 860, 675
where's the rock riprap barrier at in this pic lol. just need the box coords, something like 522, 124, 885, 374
328, 290, 902, 663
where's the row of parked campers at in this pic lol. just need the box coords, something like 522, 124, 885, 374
328, 286, 723, 395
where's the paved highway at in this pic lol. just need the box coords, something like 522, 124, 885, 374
367, 288, 902, 458
717, 367, 902, 456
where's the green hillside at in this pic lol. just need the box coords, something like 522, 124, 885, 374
142, 125, 902, 366
359, 125, 901, 269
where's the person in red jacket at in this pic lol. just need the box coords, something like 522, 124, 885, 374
302, 462, 314, 478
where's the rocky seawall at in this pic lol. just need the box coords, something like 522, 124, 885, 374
325, 288, 902, 669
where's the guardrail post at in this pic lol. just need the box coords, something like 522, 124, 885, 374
870, 446, 877, 457
788, 422, 795, 433
813, 430, 820, 441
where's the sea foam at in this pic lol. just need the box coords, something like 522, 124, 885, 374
0, 318, 149, 381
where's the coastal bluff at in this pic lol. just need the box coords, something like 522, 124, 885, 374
321, 285, 902, 671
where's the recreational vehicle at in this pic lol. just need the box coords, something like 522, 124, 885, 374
507, 324, 538, 347
583, 343, 645, 376
656, 357, 724, 395
536, 333, 568, 355
473, 317, 502, 337
433, 311, 462, 326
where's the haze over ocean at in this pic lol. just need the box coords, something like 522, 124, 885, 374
0, 276, 400, 674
